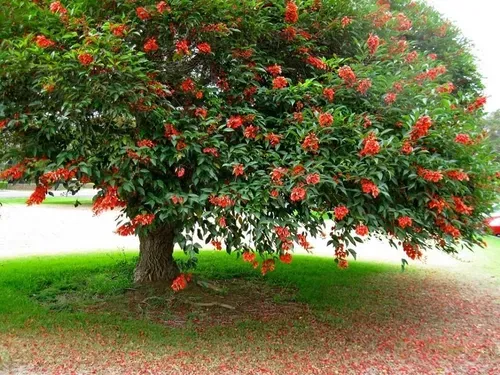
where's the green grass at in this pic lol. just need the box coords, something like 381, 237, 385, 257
0, 238, 499, 347
0, 196, 93, 206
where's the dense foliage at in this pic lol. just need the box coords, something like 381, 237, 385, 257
1, 0, 498, 283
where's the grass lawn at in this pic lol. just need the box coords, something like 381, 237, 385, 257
0, 240, 499, 374
0, 196, 93, 206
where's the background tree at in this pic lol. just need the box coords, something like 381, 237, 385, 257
482, 109, 500, 157
1, 0, 498, 286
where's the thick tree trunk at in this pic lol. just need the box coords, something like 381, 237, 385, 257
134, 224, 179, 283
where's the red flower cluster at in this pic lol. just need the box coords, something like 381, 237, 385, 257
267, 64, 282, 77
144, 38, 159, 53
175, 167, 185, 177
360, 179, 379, 198
35, 35, 55, 48
334, 205, 349, 220
175, 40, 190, 55
265, 133, 282, 146
209, 195, 235, 208
92, 186, 126, 215
355, 224, 369, 236
284, 1, 299, 24
428, 195, 447, 214
111, 24, 127, 37
290, 186, 306, 202
367, 33, 380, 55
171, 195, 184, 204
164, 124, 180, 139
436, 217, 461, 238
194, 107, 207, 119
218, 217, 227, 227
384, 92, 397, 105
0, 119, 8, 130
341, 16, 352, 28
468, 96, 487, 112
171, 273, 192, 292
197, 42, 211, 54
49, 1, 67, 14
242, 251, 256, 263
136, 7, 151, 21
396, 13, 412, 31
297, 233, 312, 250
447, 170, 469, 181
403, 242, 422, 260
180, 78, 195, 92
0, 163, 25, 180
338, 65, 356, 86
323, 87, 335, 102
453, 196, 473, 215
27, 185, 48, 206
272, 76, 288, 89
410, 115, 432, 141
233, 164, 244, 177
305, 55, 328, 70
417, 167, 443, 183
318, 113, 333, 127
306, 173, 320, 185
244, 125, 259, 139
302, 132, 320, 152
227, 115, 243, 129
356, 79, 372, 95
280, 253, 292, 264
157, 1, 170, 14
270, 167, 287, 185
455, 133, 472, 145
436, 82, 455, 94
335, 244, 348, 268
132, 213, 155, 226
360, 133, 380, 157
401, 140, 413, 155
78, 53, 94, 66
397, 216, 413, 229
261, 259, 276, 275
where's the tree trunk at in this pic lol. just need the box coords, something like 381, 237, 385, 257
134, 224, 179, 283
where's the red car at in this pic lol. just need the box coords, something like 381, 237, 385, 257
485, 214, 500, 236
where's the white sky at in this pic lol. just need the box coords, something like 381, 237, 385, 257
426, 0, 500, 112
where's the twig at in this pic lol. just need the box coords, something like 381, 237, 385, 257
186, 301, 236, 310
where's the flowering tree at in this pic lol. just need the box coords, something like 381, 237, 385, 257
1, 0, 498, 285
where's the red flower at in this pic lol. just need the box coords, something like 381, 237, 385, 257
156, 1, 170, 14
171, 274, 190, 292
401, 141, 413, 155
417, 167, 443, 182
363, 116, 372, 128
356, 79, 372, 95
116, 223, 135, 236
175, 167, 185, 178
290, 186, 306, 202
447, 170, 469, 181
306, 173, 320, 185
341, 16, 352, 28
292, 165, 305, 176
297, 233, 312, 250
218, 217, 227, 227
267, 64, 282, 77
334, 205, 349, 220
270, 167, 287, 185
265, 133, 282, 146
164, 123, 180, 139
305, 55, 327, 70
428, 53, 437, 60
261, 259, 276, 275
318, 113, 333, 127
396, 13, 412, 31
176, 140, 187, 151
111, 24, 127, 37
355, 224, 369, 236
194, 107, 207, 118
360, 179, 379, 198
195, 90, 204, 99
132, 213, 155, 226
209, 195, 235, 208
410, 115, 432, 141
338, 259, 349, 269
403, 242, 422, 260
338, 65, 356, 86
244, 125, 259, 139
360, 133, 380, 157
367, 33, 380, 55
294, 112, 304, 123
227, 115, 244, 129
211, 240, 222, 251
92, 186, 126, 215
78, 53, 94, 66
233, 164, 244, 177
284, 1, 299, 24
455, 133, 472, 145
428, 196, 447, 214
270, 189, 279, 198
272, 76, 288, 89
468, 96, 487, 112
137, 139, 156, 148
49, 1, 67, 14
243, 251, 256, 263
405, 51, 418, 63
397, 216, 413, 229
452, 196, 474, 215
436, 82, 455, 94
281, 26, 297, 40
144, 38, 159, 53
27, 185, 48, 206
180, 78, 195, 92
280, 253, 292, 264
171, 195, 184, 204
384, 92, 397, 105
136, 7, 151, 20
302, 132, 320, 152
197, 42, 211, 54
35, 35, 55, 48
175, 39, 190, 55
323, 87, 335, 102
0, 119, 8, 130
201, 147, 218, 158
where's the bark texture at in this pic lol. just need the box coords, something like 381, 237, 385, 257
134, 224, 179, 283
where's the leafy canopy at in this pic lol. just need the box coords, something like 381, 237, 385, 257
1, 0, 498, 271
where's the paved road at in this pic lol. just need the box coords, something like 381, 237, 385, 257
0, 204, 471, 268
